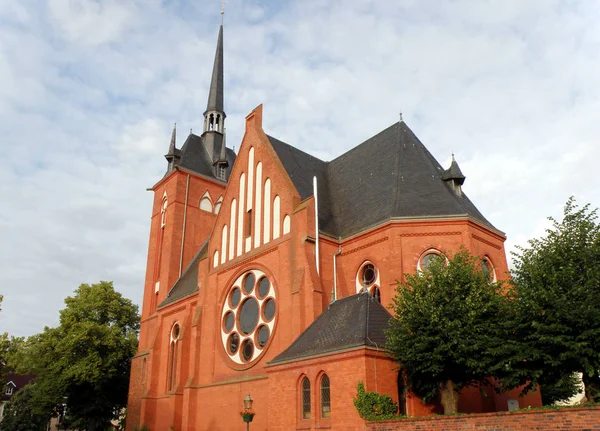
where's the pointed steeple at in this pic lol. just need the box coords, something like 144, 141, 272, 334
202, 22, 228, 172
168, 123, 177, 154
442, 153, 466, 196
204, 24, 225, 122
165, 123, 180, 172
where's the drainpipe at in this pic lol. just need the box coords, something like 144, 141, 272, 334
365, 298, 379, 392
313, 176, 320, 276
332, 245, 342, 303
179, 174, 190, 277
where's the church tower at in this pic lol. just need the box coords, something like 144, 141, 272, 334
138, 21, 234, 319
140, 21, 230, 318
127, 21, 236, 428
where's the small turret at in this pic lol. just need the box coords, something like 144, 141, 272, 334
442, 154, 466, 196
164, 123, 180, 172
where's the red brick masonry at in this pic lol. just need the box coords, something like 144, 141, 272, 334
367, 406, 600, 431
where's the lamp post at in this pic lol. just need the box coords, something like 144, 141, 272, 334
241, 393, 254, 431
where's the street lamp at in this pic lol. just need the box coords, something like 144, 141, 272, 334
243, 393, 253, 410
241, 393, 255, 430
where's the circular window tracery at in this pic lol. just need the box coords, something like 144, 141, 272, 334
418, 249, 446, 272
230, 288, 241, 308
243, 273, 255, 294
171, 323, 180, 341
221, 269, 277, 366
355, 261, 381, 302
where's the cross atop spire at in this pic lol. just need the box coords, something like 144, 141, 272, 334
220, 0, 226, 25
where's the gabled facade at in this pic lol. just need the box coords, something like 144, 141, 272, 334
126, 22, 541, 431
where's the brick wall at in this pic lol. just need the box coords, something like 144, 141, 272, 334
367, 406, 600, 431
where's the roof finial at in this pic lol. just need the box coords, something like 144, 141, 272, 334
220, 0, 226, 25
399, 110, 404, 123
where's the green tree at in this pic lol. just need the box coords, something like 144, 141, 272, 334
509, 197, 600, 402
9, 281, 140, 430
1, 293, 23, 388
385, 248, 511, 414
539, 372, 582, 405
0, 383, 50, 431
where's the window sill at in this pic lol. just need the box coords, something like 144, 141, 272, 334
296, 421, 312, 430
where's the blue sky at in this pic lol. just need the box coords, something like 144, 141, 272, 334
1, 0, 599, 337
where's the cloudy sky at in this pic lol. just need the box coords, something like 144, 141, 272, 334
1, 0, 599, 337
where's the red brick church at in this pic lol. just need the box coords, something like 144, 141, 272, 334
126, 21, 540, 431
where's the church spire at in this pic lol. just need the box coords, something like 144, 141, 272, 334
202, 19, 228, 179
168, 123, 176, 154
165, 123, 180, 172
203, 24, 225, 133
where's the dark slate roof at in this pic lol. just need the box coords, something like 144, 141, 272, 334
269, 121, 497, 238
206, 24, 224, 114
174, 132, 235, 180
267, 136, 336, 234
158, 239, 209, 308
269, 292, 393, 364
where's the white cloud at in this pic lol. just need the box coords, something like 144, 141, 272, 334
48, 0, 135, 46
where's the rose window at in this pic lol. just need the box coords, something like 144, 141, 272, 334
221, 269, 277, 365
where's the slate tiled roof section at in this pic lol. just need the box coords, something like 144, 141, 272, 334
158, 239, 209, 308
269, 292, 393, 365
174, 132, 236, 180
267, 136, 337, 235
268, 121, 497, 238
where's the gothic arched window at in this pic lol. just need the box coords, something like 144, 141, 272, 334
200, 191, 213, 212
301, 377, 311, 419
355, 261, 381, 302
320, 374, 331, 418
167, 323, 181, 391
160, 197, 168, 228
